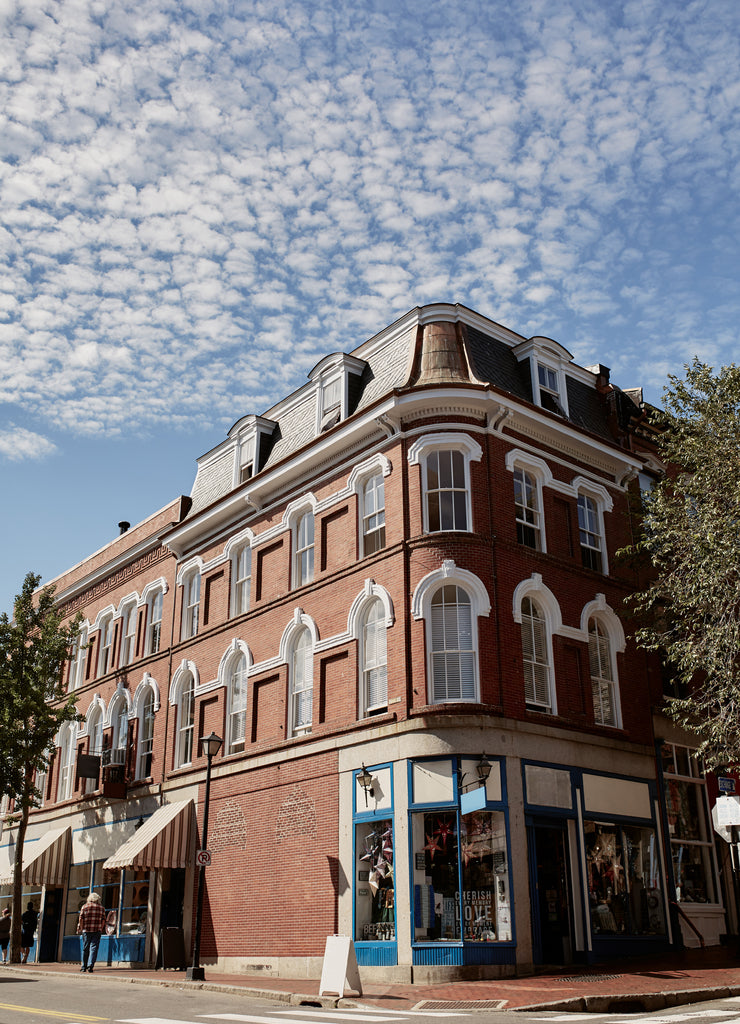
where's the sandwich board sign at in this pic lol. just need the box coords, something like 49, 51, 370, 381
319, 935, 362, 997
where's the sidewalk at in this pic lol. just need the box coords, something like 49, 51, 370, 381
5, 947, 740, 1014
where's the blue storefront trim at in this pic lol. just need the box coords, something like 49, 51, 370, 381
412, 943, 516, 966
62, 933, 146, 963
355, 941, 398, 966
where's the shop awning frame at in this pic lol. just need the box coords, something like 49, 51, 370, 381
103, 799, 194, 871
0, 825, 72, 887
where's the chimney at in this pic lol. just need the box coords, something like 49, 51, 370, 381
118, 521, 130, 535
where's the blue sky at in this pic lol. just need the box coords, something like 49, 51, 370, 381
1, 0, 739, 616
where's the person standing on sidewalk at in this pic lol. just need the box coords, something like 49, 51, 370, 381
0, 907, 10, 964
77, 892, 106, 973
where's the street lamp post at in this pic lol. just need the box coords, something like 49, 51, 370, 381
186, 730, 222, 982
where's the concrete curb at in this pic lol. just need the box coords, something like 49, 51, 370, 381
514, 985, 740, 1014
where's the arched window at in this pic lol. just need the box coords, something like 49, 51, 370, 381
227, 653, 249, 754
137, 687, 156, 779
145, 587, 164, 654
68, 624, 88, 691
119, 601, 137, 667
589, 618, 619, 727
430, 585, 476, 703
361, 598, 388, 716
294, 512, 315, 588
176, 672, 195, 767
109, 693, 129, 762
521, 597, 552, 712
578, 493, 603, 572
182, 571, 201, 639
289, 628, 313, 736
97, 613, 115, 676
361, 473, 386, 556
86, 706, 104, 794
57, 723, 77, 802
231, 544, 252, 617
408, 433, 482, 535
513, 467, 541, 549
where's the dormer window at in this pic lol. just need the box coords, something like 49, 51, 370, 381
514, 336, 572, 418
239, 461, 253, 484
222, 414, 277, 491
309, 352, 367, 435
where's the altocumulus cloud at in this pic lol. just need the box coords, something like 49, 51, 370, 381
0, 0, 739, 459
0, 425, 57, 462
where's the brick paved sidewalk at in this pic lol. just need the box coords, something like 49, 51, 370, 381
4, 947, 740, 1014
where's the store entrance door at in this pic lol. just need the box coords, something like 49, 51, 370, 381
529, 823, 573, 965
38, 888, 62, 962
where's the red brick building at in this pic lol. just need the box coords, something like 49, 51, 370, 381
0, 303, 725, 979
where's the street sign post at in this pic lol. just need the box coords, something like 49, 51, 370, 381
195, 849, 212, 867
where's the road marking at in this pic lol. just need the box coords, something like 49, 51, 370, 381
204, 1014, 401, 1022
0, 1005, 106, 1022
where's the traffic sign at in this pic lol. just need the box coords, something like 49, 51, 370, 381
718, 777, 737, 794
195, 849, 212, 867
712, 795, 740, 842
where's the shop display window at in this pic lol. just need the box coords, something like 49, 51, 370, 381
585, 821, 666, 936
64, 861, 150, 941
411, 808, 510, 943
355, 819, 394, 942
661, 742, 718, 905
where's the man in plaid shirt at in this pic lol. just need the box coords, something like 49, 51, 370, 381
77, 892, 107, 973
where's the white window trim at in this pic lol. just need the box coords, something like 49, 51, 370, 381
226, 529, 255, 618
118, 597, 138, 668
573, 477, 612, 575
580, 595, 625, 729
348, 580, 394, 718
219, 639, 251, 753
408, 432, 482, 535
286, 497, 317, 589
69, 621, 90, 691
177, 558, 204, 640
57, 722, 78, 802
512, 574, 560, 715
279, 609, 319, 738
96, 610, 116, 677
412, 560, 490, 705
169, 660, 199, 768
140, 577, 168, 656
505, 450, 552, 553
349, 455, 391, 558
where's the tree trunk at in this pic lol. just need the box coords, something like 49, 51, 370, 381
10, 794, 30, 963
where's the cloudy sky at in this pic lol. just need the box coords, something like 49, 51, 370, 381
1, 0, 739, 615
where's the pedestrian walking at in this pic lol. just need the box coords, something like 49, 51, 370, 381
77, 892, 106, 973
20, 901, 38, 964
0, 907, 10, 964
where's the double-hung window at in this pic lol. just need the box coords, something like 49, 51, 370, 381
232, 544, 251, 616
513, 467, 541, 549
146, 589, 163, 654
361, 598, 388, 715
175, 672, 195, 767
661, 743, 719, 906
97, 615, 114, 676
294, 512, 315, 588
521, 597, 552, 712
182, 572, 201, 639
588, 618, 619, 726
578, 494, 603, 572
119, 603, 137, 667
227, 653, 248, 753
57, 723, 77, 802
361, 473, 386, 556
136, 687, 156, 779
290, 628, 313, 736
408, 434, 482, 536
430, 585, 476, 702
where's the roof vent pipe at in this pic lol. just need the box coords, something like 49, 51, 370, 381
118, 521, 130, 535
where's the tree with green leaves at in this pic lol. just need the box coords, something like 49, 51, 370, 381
0, 572, 82, 963
628, 358, 740, 771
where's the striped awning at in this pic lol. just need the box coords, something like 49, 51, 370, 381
0, 826, 71, 887
102, 800, 193, 871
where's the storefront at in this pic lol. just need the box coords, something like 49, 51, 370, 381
523, 761, 671, 963
0, 825, 71, 964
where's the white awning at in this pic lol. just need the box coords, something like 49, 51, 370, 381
0, 826, 71, 887
103, 800, 193, 871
